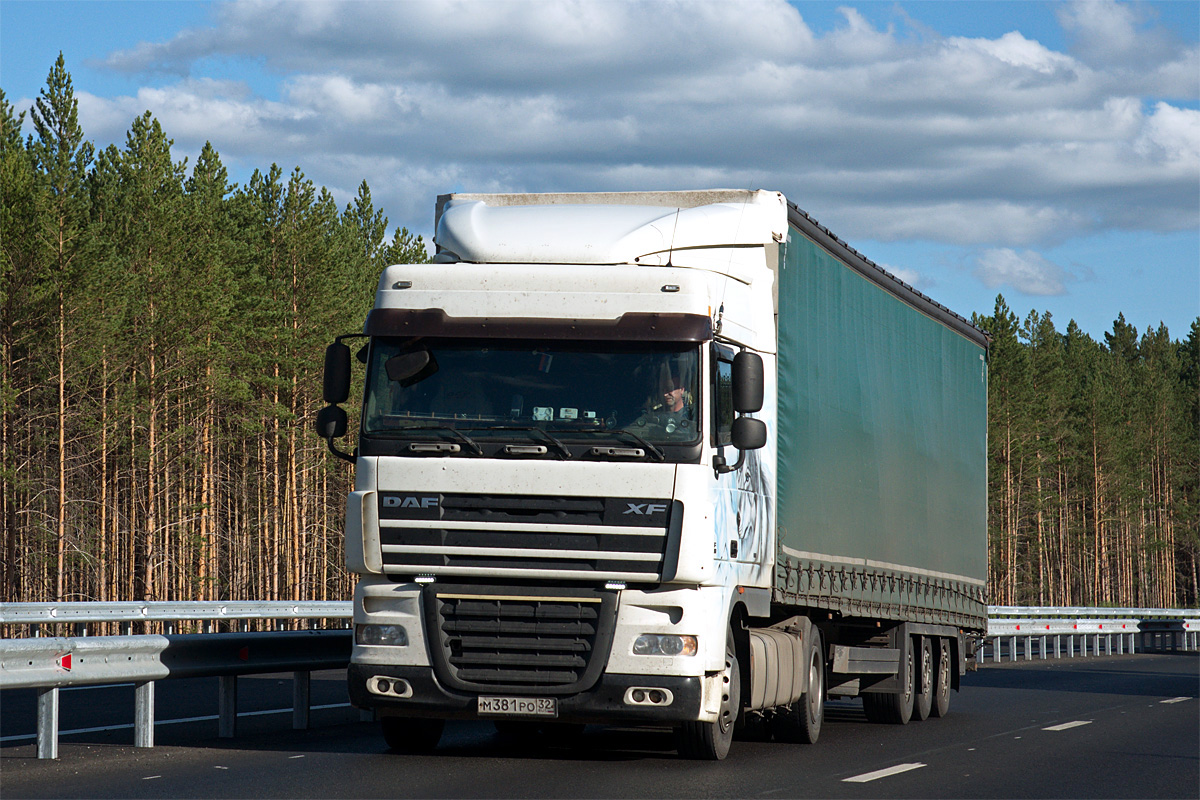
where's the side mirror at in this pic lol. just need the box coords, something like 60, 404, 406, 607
316, 405, 348, 439
323, 343, 352, 404
732, 351, 764, 413
731, 416, 767, 451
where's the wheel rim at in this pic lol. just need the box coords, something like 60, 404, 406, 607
718, 651, 735, 734
808, 650, 822, 724
921, 642, 932, 695
938, 642, 950, 696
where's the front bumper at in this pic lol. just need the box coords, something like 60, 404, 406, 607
349, 664, 703, 725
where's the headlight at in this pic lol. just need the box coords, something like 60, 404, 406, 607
355, 624, 408, 646
633, 634, 697, 656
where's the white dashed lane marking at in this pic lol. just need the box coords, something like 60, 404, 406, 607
843, 763, 927, 783
1160, 697, 1191, 704
1043, 720, 1093, 731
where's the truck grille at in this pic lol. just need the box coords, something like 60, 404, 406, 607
378, 493, 674, 582
423, 586, 617, 694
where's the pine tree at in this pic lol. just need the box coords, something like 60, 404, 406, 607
28, 53, 96, 600
0, 90, 39, 601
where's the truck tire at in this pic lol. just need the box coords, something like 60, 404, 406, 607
862, 643, 914, 725
931, 638, 952, 718
381, 717, 444, 753
914, 636, 933, 721
772, 629, 824, 744
676, 629, 740, 760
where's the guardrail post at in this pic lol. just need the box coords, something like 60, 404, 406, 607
1053, 634, 1061, 658
293, 671, 310, 730
219, 675, 237, 738
134, 681, 155, 747
993, 636, 1000, 663
36, 686, 59, 759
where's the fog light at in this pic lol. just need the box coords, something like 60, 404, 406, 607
633, 634, 697, 656
633, 689, 646, 702
356, 624, 408, 646
649, 690, 666, 704
377, 679, 391, 693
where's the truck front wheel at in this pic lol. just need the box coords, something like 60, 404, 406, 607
381, 717, 444, 753
676, 630, 740, 760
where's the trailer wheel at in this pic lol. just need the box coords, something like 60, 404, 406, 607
931, 638, 952, 718
381, 717, 444, 753
772, 630, 825, 744
862, 643, 914, 725
676, 629, 740, 760
914, 636, 934, 721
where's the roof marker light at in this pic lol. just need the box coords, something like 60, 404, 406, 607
662, 285, 680, 293
392, 280, 412, 290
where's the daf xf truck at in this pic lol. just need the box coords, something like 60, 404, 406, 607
316, 190, 989, 759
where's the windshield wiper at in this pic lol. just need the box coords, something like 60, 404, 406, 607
382, 425, 483, 456
488, 426, 572, 460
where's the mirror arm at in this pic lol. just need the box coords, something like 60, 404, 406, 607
325, 435, 356, 464
712, 447, 746, 476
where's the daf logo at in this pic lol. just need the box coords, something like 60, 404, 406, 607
624, 503, 667, 516
383, 495, 440, 509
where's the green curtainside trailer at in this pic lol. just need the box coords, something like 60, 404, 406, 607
774, 204, 989, 630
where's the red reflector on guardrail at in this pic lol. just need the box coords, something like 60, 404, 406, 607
57, 653, 72, 671
238, 647, 249, 661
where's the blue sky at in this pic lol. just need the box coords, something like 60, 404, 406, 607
3, 0, 1197, 341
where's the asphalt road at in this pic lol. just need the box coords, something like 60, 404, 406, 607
2, 653, 1197, 798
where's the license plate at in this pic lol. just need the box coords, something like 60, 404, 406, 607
477, 696, 558, 718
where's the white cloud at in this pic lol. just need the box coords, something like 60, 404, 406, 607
973, 248, 1076, 296
881, 265, 929, 289
1057, 0, 1173, 68
65, 0, 1198, 260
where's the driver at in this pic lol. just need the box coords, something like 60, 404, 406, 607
636, 359, 695, 434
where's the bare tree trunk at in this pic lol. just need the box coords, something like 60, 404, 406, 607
56, 282, 66, 600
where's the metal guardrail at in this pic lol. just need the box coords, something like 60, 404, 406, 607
3, 602, 1198, 760
988, 605, 1198, 620
1, 602, 355, 760
0, 600, 352, 634
980, 607, 1199, 663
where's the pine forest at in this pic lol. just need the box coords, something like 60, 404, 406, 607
3, 59, 1198, 623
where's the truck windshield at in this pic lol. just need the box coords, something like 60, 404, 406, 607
363, 337, 700, 446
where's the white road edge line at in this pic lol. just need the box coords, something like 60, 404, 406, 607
0, 702, 353, 743
1160, 697, 1191, 704
1043, 720, 1092, 731
843, 763, 927, 783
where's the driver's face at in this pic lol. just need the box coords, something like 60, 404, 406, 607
660, 379, 685, 412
